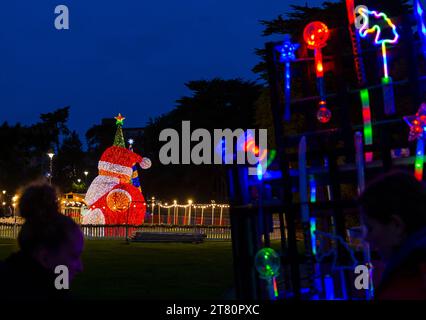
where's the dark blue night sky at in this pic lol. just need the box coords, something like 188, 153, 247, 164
0, 0, 324, 139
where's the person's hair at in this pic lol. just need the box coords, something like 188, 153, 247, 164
359, 170, 426, 234
17, 182, 81, 254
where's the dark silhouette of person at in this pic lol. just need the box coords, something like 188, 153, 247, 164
0, 183, 84, 300
359, 171, 426, 299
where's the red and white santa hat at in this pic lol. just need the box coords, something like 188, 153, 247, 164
98, 146, 143, 177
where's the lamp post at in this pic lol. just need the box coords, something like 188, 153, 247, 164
1, 191, 5, 217
173, 200, 177, 224
151, 197, 155, 224
211, 200, 216, 225
165, 203, 170, 224
201, 206, 204, 225
84, 171, 89, 187
47, 150, 55, 185
187, 199, 193, 225
158, 202, 161, 224
12, 195, 18, 223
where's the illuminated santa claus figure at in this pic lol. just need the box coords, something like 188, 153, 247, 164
83, 114, 151, 225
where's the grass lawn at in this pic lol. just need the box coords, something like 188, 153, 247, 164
0, 239, 234, 300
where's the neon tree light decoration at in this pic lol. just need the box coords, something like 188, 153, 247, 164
255, 247, 281, 299
404, 103, 426, 181
357, 7, 399, 78
303, 21, 331, 123
276, 38, 299, 122
415, 0, 426, 57
346, 1, 374, 161
357, 6, 399, 115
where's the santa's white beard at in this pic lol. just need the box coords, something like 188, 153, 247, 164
84, 175, 120, 206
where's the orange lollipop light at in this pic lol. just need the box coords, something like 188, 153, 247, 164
304, 21, 331, 123
303, 21, 330, 49
303, 21, 330, 77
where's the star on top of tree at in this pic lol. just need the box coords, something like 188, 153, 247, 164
115, 113, 125, 126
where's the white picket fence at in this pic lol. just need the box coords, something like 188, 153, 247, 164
0, 222, 282, 241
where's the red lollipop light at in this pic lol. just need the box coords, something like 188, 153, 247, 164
303, 21, 330, 49
304, 21, 331, 124
317, 104, 332, 124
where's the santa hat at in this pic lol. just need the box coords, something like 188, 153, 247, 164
98, 146, 142, 177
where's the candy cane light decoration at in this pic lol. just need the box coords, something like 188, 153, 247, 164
357, 6, 399, 115
303, 21, 331, 123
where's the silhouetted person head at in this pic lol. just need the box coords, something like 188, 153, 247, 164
18, 183, 84, 281
359, 171, 426, 260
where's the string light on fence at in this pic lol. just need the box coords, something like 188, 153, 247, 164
153, 201, 229, 209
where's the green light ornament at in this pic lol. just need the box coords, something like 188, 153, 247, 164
255, 248, 281, 299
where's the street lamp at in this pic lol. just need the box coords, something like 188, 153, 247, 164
12, 195, 18, 222
83, 171, 89, 191
188, 199, 193, 225
151, 197, 155, 224
47, 150, 55, 185
77, 179, 81, 183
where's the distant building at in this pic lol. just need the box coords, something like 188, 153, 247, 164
61, 192, 86, 224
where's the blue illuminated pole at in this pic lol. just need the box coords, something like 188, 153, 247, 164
324, 275, 335, 300
284, 61, 291, 121
355, 132, 365, 194
415, 136, 425, 181
277, 38, 299, 122
308, 173, 322, 299
355, 133, 375, 300
415, 0, 426, 57
299, 137, 309, 223
299, 137, 320, 298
